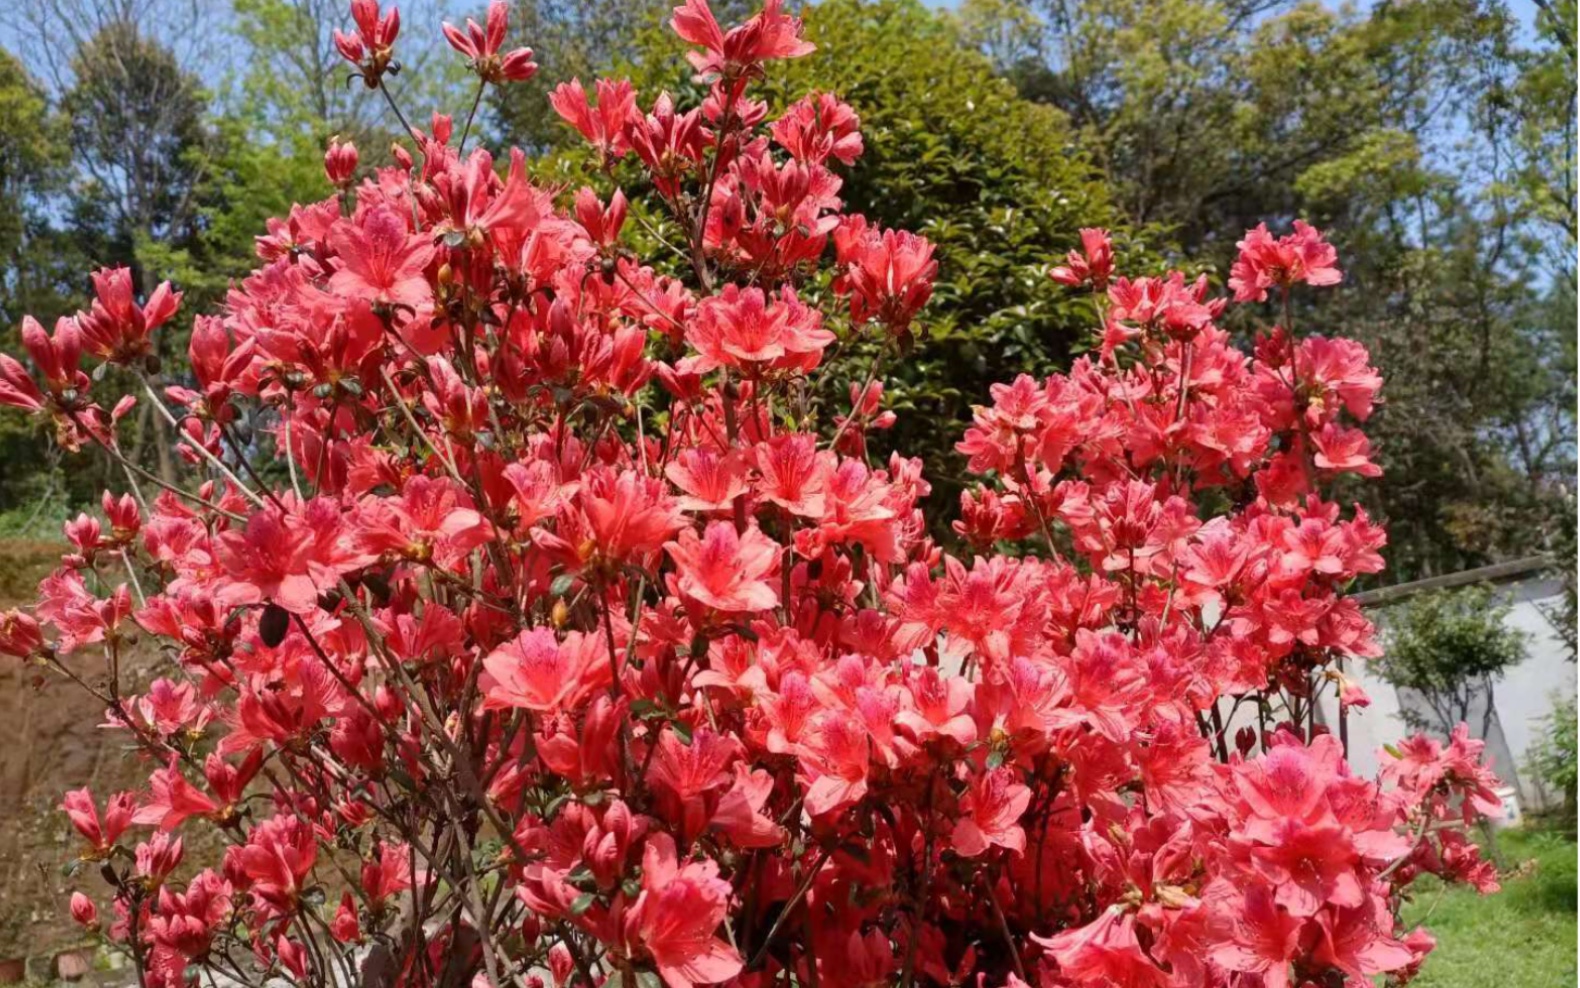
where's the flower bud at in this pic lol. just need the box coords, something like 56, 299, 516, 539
1235, 726, 1257, 758
0, 610, 44, 659
331, 892, 361, 942
520, 912, 542, 948
69, 892, 97, 927
325, 139, 360, 188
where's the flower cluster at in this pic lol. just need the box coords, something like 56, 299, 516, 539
0, 2, 1501, 988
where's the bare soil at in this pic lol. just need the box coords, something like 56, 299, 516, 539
0, 539, 149, 965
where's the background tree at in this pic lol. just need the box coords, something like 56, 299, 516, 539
1508, 0, 1576, 272
1526, 693, 1577, 829
231, 0, 378, 139
147, 0, 471, 306
0, 51, 78, 518
1378, 585, 1529, 739
228, 0, 474, 148
61, 22, 213, 262
57, 19, 216, 486
495, 0, 677, 149
0, 52, 66, 328
0, 0, 479, 520
956, 0, 1576, 578
503, 0, 1132, 517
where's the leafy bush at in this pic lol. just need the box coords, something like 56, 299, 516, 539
508, 0, 1137, 520
1378, 585, 1529, 737
1527, 693, 1578, 826
0, 2, 1505, 986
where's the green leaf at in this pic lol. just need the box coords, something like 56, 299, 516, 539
635, 972, 664, 988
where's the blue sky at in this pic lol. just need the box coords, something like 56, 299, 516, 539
0, 0, 1555, 92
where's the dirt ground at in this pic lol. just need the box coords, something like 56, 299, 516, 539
0, 539, 150, 968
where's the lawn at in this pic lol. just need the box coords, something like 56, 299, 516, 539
1403, 824, 1577, 987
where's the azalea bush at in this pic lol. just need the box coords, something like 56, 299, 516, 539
0, 2, 1507, 987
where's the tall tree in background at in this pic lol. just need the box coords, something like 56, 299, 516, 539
4, 1, 219, 277
59, 20, 215, 484
962, 0, 1515, 239
0, 0, 466, 514
500, 0, 1127, 518
150, 1, 360, 304
495, 0, 676, 149
0, 3, 220, 499
61, 21, 213, 260
1512, 0, 1576, 270
232, 0, 376, 137
0, 51, 77, 515
178, 0, 474, 298
0, 51, 71, 331
229, 0, 474, 146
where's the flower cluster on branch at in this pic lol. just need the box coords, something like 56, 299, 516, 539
0, 2, 1503, 987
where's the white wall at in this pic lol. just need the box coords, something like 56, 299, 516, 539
1317, 576, 1574, 812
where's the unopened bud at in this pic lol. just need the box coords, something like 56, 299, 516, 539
324, 139, 360, 188
69, 892, 98, 927
1235, 726, 1257, 758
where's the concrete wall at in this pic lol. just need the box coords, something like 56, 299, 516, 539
1316, 575, 1574, 813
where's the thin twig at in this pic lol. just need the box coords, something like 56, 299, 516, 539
746, 845, 832, 970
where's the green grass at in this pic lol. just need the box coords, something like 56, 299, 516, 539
1403, 824, 1577, 987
